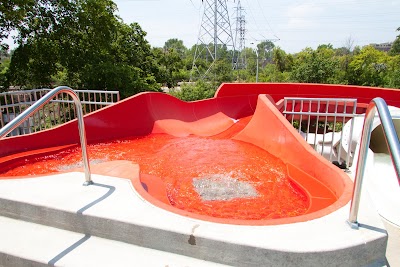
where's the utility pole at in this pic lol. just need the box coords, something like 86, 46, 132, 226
255, 48, 259, 83
191, 0, 236, 81
250, 42, 259, 83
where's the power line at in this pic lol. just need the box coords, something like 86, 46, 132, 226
242, 0, 279, 43
256, 0, 278, 38
189, 0, 201, 10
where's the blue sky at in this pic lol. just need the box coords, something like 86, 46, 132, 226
114, 0, 400, 53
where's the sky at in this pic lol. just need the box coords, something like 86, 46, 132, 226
114, 0, 400, 53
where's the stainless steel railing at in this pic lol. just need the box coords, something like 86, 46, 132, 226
0, 86, 93, 186
347, 97, 400, 229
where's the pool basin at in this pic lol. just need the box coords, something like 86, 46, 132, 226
0, 93, 352, 225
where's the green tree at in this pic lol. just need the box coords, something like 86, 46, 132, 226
257, 40, 275, 63
242, 48, 258, 79
273, 47, 293, 72
5, 0, 160, 97
163, 38, 187, 58
0, 57, 10, 89
169, 81, 217, 101
257, 64, 291, 83
152, 46, 184, 88
8, 38, 60, 88
389, 27, 400, 55
347, 46, 389, 87
232, 47, 253, 81
85, 21, 160, 97
152, 38, 189, 88
212, 59, 234, 83
1, 0, 78, 87
0, 0, 35, 49
6, 0, 118, 88
291, 46, 339, 84
384, 55, 400, 88
0, 46, 9, 59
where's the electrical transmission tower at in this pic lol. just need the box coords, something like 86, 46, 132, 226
191, 0, 236, 80
234, 0, 246, 69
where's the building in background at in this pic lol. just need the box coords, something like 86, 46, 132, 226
370, 42, 393, 52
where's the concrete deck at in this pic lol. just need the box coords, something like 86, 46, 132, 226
0, 162, 388, 266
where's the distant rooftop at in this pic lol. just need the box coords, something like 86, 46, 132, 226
370, 42, 393, 52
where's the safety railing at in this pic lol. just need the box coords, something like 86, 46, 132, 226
0, 88, 119, 136
347, 97, 400, 229
0, 86, 93, 186
283, 97, 358, 168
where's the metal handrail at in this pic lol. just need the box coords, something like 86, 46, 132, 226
0, 86, 93, 186
347, 97, 400, 229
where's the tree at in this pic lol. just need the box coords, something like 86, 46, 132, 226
0, 46, 9, 59
334, 38, 356, 84
384, 55, 400, 88
169, 80, 217, 101
151, 39, 189, 88
317, 43, 334, 50
291, 46, 339, 84
257, 40, 275, 65
389, 27, 400, 55
0, 57, 10, 89
5, 0, 160, 97
152, 46, 183, 88
348, 45, 389, 87
163, 39, 187, 58
6, 0, 117, 88
273, 47, 293, 72
344, 36, 355, 54
0, 0, 35, 49
7, 38, 60, 88
212, 59, 234, 83
1, 1, 69, 86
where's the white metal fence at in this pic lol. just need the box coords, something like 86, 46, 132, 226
282, 97, 359, 169
0, 89, 120, 136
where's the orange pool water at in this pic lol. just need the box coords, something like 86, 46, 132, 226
1, 133, 309, 220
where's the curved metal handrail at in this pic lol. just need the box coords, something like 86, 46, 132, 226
347, 97, 400, 229
0, 86, 93, 186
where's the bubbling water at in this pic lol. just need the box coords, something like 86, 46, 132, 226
57, 159, 107, 172
193, 173, 259, 201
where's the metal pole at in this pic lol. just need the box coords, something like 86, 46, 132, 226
0, 86, 93, 186
347, 97, 400, 229
255, 49, 259, 83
